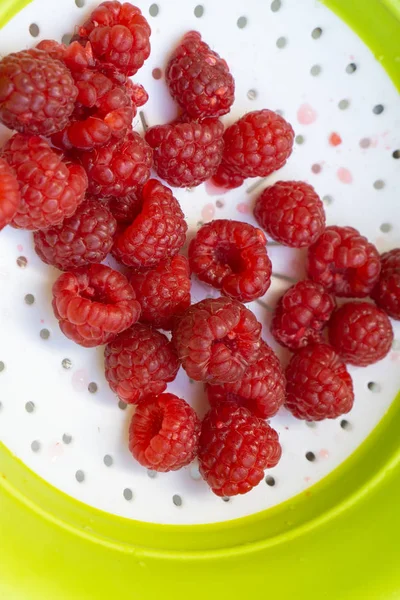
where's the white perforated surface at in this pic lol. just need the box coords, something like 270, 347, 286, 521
0, 0, 399, 525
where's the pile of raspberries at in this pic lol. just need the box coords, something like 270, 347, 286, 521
0, 2, 398, 498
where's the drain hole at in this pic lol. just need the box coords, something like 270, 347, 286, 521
265, 475, 276, 486
311, 27, 322, 39
29, 23, 40, 37
173, 494, 182, 506
306, 451, 316, 462
368, 381, 381, 393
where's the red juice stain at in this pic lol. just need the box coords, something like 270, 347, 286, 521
329, 132, 342, 146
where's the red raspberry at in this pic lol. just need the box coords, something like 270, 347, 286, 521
285, 343, 354, 421
52, 264, 140, 347
0, 157, 20, 230
172, 297, 262, 384
189, 220, 272, 302
125, 80, 148, 107
371, 249, 400, 320
78, 132, 152, 197
271, 280, 336, 350
130, 255, 191, 330
112, 179, 187, 268
75, 1, 151, 76
212, 110, 294, 189
206, 341, 285, 419
328, 302, 393, 366
37, 39, 96, 71
198, 403, 282, 496
104, 324, 180, 404
254, 181, 326, 247
106, 192, 141, 224
166, 31, 235, 120
129, 393, 200, 472
33, 199, 117, 271
0, 48, 77, 136
145, 119, 224, 188
307, 226, 381, 297
2, 134, 87, 230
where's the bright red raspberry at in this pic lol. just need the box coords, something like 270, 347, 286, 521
0, 48, 77, 136
166, 31, 235, 120
198, 403, 282, 497
75, 1, 151, 76
78, 132, 152, 197
371, 249, 400, 320
189, 220, 272, 302
328, 302, 393, 366
33, 199, 117, 271
2, 134, 87, 230
130, 255, 191, 330
0, 158, 20, 230
285, 343, 354, 421
307, 226, 381, 297
125, 80, 148, 107
106, 192, 141, 224
145, 119, 224, 188
52, 264, 140, 347
206, 341, 285, 419
112, 179, 187, 268
37, 39, 96, 71
254, 181, 326, 247
104, 324, 180, 404
271, 280, 336, 350
129, 393, 200, 472
212, 110, 294, 189
172, 297, 262, 384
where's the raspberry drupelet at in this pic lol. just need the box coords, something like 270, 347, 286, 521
0, 158, 20, 230
105, 192, 142, 224
189, 220, 272, 302
371, 249, 400, 320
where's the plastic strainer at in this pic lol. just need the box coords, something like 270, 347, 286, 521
0, 0, 399, 597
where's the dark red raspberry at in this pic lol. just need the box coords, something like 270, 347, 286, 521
145, 119, 224, 188
198, 403, 282, 497
112, 179, 187, 268
104, 324, 180, 404
130, 255, 191, 330
52, 264, 140, 347
172, 297, 262, 384
2, 134, 87, 230
0, 157, 20, 230
106, 192, 141, 223
254, 181, 326, 247
285, 343, 354, 421
129, 393, 200, 472
212, 110, 294, 189
125, 80, 148, 107
307, 226, 381, 297
189, 220, 272, 302
371, 249, 400, 320
78, 132, 152, 197
271, 280, 336, 350
75, 1, 151, 76
206, 341, 285, 419
166, 31, 235, 120
0, 48, 77, 136
33, 199, 117, 271
328, 302, 393, 366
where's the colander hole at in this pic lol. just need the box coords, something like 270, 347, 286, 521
147, 469, 157, 478
310, 64, 321, 76
380, 223, 392, 233
216, 199, 224, 208
373, 180, 385, 190
368, 381, 381, 393
322, 195, 334, 206
270, 0, 281, 12
62, 358, 72, 370
123, 488, 133, 501
118, 400, 127, 410
222, 497, 231, 502
237, 16, 248, 29
25, 401, 35, 413
29, 23, 40, 37
311, 27, 322, 39
173, 494, 182, 506
247, 89, 258, 100
24, 294, 35, 305
17, 256, 27, 268
75, 0, 85, 7
149, 4, 159, 17
152, 68, 162, 80
359, 137, 371, 149
305, 421, 317, 428
88, 382, 98, 394
393, 150, 400, 159
346, 62, 357, 74
31, 440, 40, 452
338, 99, 350, 110
306, 451, 316, 462
276, 37, 287, 49
340, 419, 352, 431
194, 5, 204, 17
265, 475, 276, 486
40, 328, 50, 340
61, 34, 73, 45
62, 433, 72, 444
311, 163, 322, 174
295, 134, 305, 145
372, 104, 384, 115
0, 361, 5, 372
75, 470, 85, 483
103, 454, 113, 467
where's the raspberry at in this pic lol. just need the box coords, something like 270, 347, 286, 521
75, 1, 151, 76
78, 132, 153, 197
212, 110, 294, 189
130, 255, 191, 330
104, 323, 180, 404
198, 403, 282, 496
328, 302, 393, 366
254, 181, 326, 247
145, 119, 224, 188
206, 341, 285, 419
37, 39, 96, 71
371, 249, 400, 320
106, 192, 141, 223
129, 393, 200, 472
285, 343, 354, 421
0, 48, 77, 136
0, 157, 20, 230
307, 226, 381, 297
112, 179, 187, 268
166, 31, 235, 120
172, 297, 262, 384
271, 280, 336, 350
52, 264, 140, 347
2, 134, 87, 230
33, 199, 117, 271
189, 220, 272, 302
